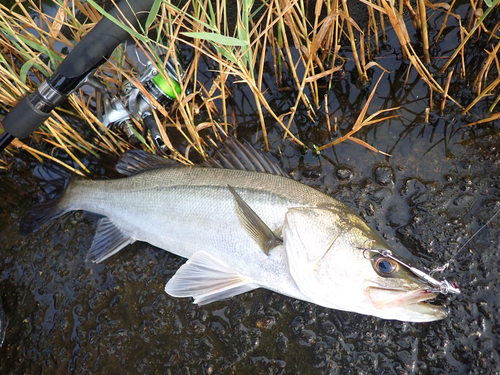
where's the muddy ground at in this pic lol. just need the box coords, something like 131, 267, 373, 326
1, 2, 500, 374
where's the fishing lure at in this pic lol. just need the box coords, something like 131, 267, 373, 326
362, 241, 460, 295
363, 205, 500, 297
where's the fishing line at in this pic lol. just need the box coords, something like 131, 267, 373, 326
430, 205, 500, 275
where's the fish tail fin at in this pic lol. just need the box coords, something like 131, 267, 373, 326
19, 195, 67, 235
19, 178, 71, 235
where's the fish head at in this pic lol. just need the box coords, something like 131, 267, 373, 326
283, 206, 449, 322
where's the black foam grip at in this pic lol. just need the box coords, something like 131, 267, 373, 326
2, 95, 50, 139
54, 0, 155, 86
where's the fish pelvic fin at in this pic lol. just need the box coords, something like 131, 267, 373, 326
86, 218, 135, 263
227, 185, 282, 255
165, 251, 260, 305
19, 195, 67, 235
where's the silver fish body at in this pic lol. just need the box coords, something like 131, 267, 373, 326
22, 146, 454, 322
65, 167, 324, 300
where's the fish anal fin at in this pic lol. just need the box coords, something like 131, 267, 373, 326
165, 251, 259, 305
227, 185, 282, 255
86, 218, 135, 263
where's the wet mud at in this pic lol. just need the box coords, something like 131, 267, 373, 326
1, 3, 500, 374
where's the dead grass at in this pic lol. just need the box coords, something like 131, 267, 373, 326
0, 0, 499, 172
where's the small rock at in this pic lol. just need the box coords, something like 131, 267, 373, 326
336, 167, 353, 181
374, 165, 395, 186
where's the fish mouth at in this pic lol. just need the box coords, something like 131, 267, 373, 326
366, 286, 447, 321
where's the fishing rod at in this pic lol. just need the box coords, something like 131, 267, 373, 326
0, 0, 158, 153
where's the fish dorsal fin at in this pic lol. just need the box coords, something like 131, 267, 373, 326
86, 218, 135, 263
118, 137, 288, 177
116, 149, 179, 176
203, 135, 289, 177
227, 185, 282, 255
165, 250, 260, 305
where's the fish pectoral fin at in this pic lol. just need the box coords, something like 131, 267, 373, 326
227, 185, 282, 255
86, 218, 135, 263
165, 251, 260, 305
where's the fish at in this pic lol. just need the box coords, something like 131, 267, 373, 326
20, 137, 458, 322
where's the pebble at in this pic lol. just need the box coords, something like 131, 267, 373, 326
374, 165, 395, 186
336, 167, 353, 181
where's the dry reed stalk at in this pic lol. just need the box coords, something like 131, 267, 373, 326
488, 22, 500, 42
0, 158, 8, 170
0, 0, 388, 170
359, 30, 367, 69
373, 0, 462, 109
465, 0, 479, 32
274, 0, 313, 110
341, 0, 368, 83
440, 0, 500, 73
256, 0, 275, 104
417, 0, 430, 63
491, 94, 500, 112
282, 56, 314, 142
180, 0, 307, 148
254, 3, 292, 147
244, 3, 274, 149
4, 0, 498, 169
278, 0, 361, 141
435, 0, 457, 42
316, 6, 343, 89
162, 5, 203, 152
151, 0, 223, 155
472, 40, 500, 93
367, 0, 379, 55
377, 0, 386, 41
317, 73, 396, 155
11, 139, 86, 176
441, 68, 454, 113
308, 0, 325, 108
404, 0, 419, 32
324, 94, 332, 137
465, 112, 500, 126
463, 76, 500, 114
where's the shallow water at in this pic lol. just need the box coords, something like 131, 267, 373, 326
1, 3, 500, 374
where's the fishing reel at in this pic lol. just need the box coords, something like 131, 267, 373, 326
93, 55, 183, 154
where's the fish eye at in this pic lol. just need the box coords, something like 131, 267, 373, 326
374, 257, 398, 275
